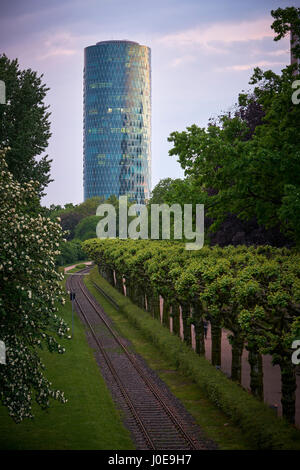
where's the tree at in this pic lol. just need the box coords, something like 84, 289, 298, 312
71, 196, 104, 218
0, 149, 69, 422
271, 6, 300, 72
148, 177, 198, 206
168, 8, 300, 245
148, 178, 178, 204
238, 255, 300, 424
60, 211, 82, 241
55, 239, 86, 266
47, 197, 105, 240
0, 55, 52, 197
74, 215, 101, 241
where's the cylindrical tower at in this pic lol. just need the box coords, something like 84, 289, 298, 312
83, 40, 151, 204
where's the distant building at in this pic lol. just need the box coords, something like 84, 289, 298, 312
83, 40, 151, 204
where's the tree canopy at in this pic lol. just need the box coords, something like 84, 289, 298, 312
0, 55, 52, 197
0, 149, 68, 421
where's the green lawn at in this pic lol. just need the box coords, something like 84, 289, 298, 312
0, 277, 134, 450
84, 268, 253, 450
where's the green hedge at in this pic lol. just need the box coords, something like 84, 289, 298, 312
88, 266, 300, 450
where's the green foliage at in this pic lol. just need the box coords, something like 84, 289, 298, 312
59, 211, 82, 241
146, 177, 203, 242
43, 197, 104, 241
148, 178, 175, 204
48, 197, 104, 220
148, 178, 197, 205
56, 239, 86, 266
271, 7, 300, 64
0, 149, 69, 422
74, 215, 101, 241
0, 55, 52, 197
278, 185, 300, 242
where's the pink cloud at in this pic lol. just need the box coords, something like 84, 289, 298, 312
221, 60, 285, 71
157, 16, 275, 51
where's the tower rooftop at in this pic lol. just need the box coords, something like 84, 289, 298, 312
96, 40, 140, 46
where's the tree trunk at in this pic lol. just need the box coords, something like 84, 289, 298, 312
152, 295, 161, 321
171, 302, 180, 336
98, 263, 106, 279
146, 291, 154, 316
211, 320, 222, 367
181, 302, 191, 346
280, 359, 296, 424
115, 271, 123, 294
135, 286, 144, 309
126, 280, 134, 300
230, 335, 244, 383
191, 303, 205, 356
162, 298, 170, 327
132, 284, 143, 307
195, 318, 205, 356
106, 267, 114, 285
97, 264, 102, 276
248, 347, 264, 400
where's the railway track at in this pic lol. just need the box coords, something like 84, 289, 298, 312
66, 268, 210, 450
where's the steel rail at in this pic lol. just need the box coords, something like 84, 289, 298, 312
67, 273, 156, 450
71, 272, 201, 450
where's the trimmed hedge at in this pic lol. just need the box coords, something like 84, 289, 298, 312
88, 265, 300, 450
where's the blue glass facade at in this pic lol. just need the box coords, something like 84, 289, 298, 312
83, 40, 151, 203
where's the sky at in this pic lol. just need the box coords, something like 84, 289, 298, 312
0, 0, 295, 207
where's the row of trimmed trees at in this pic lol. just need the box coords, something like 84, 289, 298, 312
83, 238, 300, 424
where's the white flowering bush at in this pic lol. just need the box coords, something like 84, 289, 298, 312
0, 149, 69, 422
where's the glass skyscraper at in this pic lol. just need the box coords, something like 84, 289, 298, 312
83, 40, 151, 204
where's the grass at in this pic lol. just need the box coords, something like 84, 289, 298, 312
84, 268, 252, 450
0, 276, 134, 450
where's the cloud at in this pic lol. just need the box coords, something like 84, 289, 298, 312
265, 49, 289, 57
220, 60, 285, 72
155, 16, 290, 70
248, 44, 289, 58
39, 48, 77, 60
37, 32, 79, 60
156, 16, 274, 51
169, 55, 197, 67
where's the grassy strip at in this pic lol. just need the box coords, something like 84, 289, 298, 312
87, 266, 300, 450
0, 277, 134, 450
